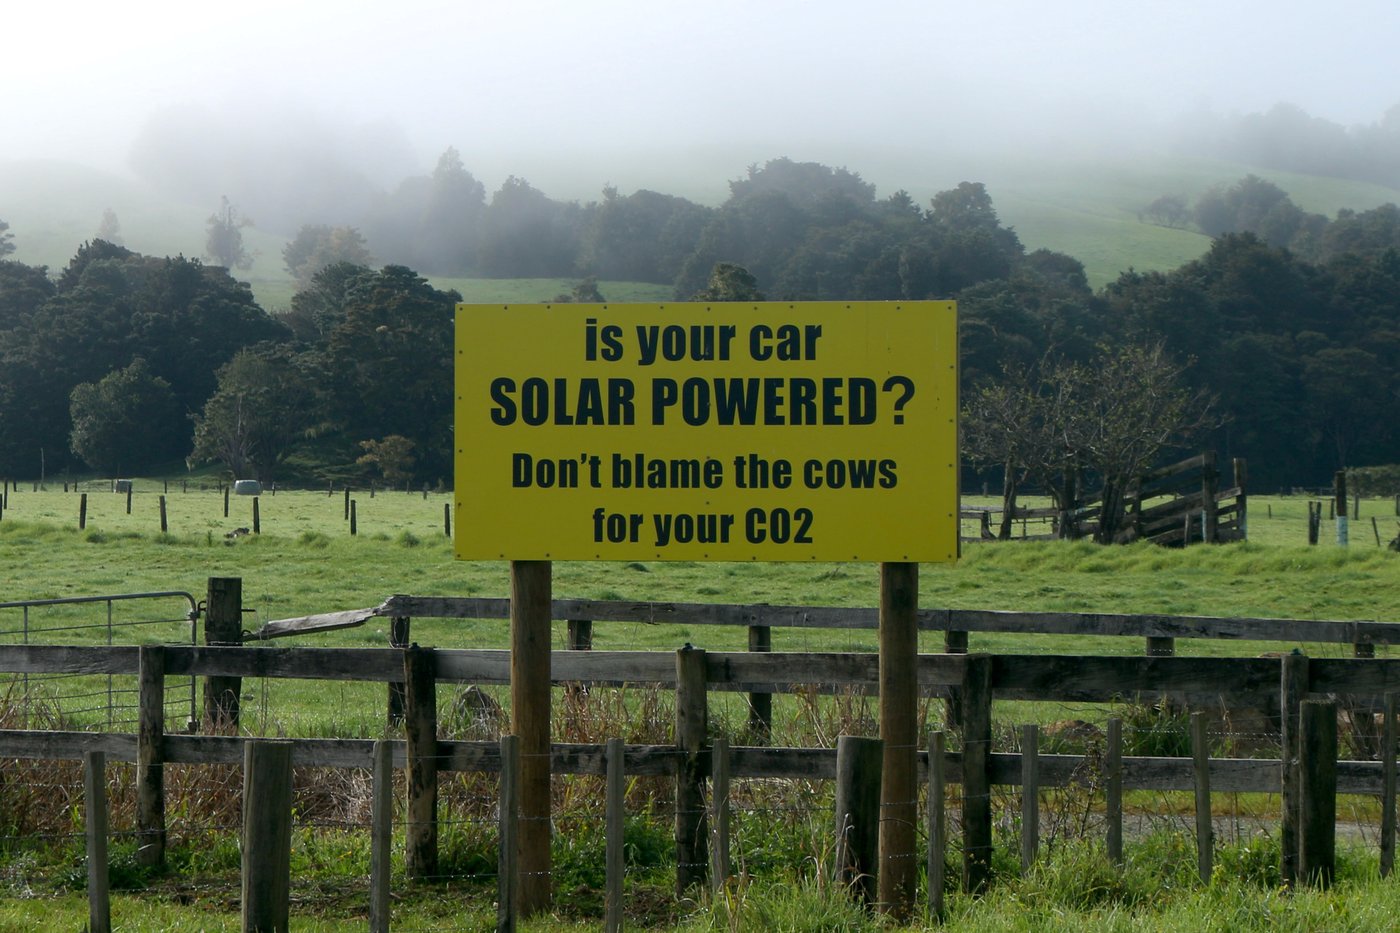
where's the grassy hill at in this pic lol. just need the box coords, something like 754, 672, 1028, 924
5, 152, 1399, 301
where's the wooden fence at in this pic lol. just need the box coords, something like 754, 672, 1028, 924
960, 452, 1247, 545
3, 639, 1399, 927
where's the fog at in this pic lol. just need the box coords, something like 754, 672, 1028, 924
6, 0, 1399, 206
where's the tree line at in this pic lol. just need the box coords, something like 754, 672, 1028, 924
1, 158, 1398, 495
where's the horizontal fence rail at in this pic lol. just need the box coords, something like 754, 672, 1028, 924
254, 594, 1400, 651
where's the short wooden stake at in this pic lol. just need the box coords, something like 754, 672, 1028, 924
926, 730, 946, 924
746, 623, 773, 742
1191, 711, 1213, 883
369, 739, 392, 933
125, 486, 132, 514
498, 734, 521, 933
1281, 652, 1309, 887
80, 492, 88, 529
1299, 699, 1337, 888
85, 750, 111, 933
605, 737, 625, 933
242, 740, 294, 933
350, 500, 357, 536
1106, 717, 1123, 865
386, 616, 411, 727
961, 654, 993, 895
711, 735, 731, 895
1020, 724, 1040, 871
444, 502, 451, 537
223, 485, 230, 518
158, 495, 168, 533
1383, 693, 1397, 879
252, 496, 260, 534
834, 735, 883, 906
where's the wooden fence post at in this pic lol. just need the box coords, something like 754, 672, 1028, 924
1146, 636, 1175, 658
1201, 451, 1219, 542
369, 739, 392, 933
159, 495, 168, 533
1308, 501, 1321, 545
605, 737, 625, 933
1299, 699, 1338, 888
203, 577, 242, 729
242, 740, 293, 933
566, 618, 592, 651
1281, 652, 1309, 887
961, 654, 993, 895
252, 496, 260, 534
511, 559, 553, 915
79, 492, 87, 529
877, 560, 918, 920
1233, 458, 1248, 539
223, 485, 230, 518
498, 733, 521, 933
1106, 717, 1123, 865
85, 750, 111, 933
711, 734, 731, 895
350, 500, 357, 536
443, 502, 451, 537
125, 486, 132, 515
136, 645, 166, 868
675, 644, 709, 895
927, 730, 947, 924
386, 616, 411, 727
1191, 711, 1213, 883
1383, 692, 1397, 879
943, 628, 968, 730
1336, 470, 1349, 547
834, 735, 883, 906
746, 623, 772, 742
1021, 724, 1040, 871
404, 646, 438, 880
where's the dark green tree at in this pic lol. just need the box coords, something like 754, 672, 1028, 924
69, 358, 181, 474
323, 265, 459, 481
190, 343, 321, 482
0, 219, 14, 257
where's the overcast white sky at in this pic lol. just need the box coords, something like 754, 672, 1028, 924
5, 0, 1399, 185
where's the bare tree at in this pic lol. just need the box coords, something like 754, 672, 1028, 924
963, 343, 1215, 543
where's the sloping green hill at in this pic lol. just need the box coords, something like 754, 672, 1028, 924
964, 153, 1400, 288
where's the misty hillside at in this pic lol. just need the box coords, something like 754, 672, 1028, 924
4, 150, 1398, 304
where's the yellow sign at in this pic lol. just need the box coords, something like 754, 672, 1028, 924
454, 301, 958, 561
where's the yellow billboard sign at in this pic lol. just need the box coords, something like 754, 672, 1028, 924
454, 301, 957, 562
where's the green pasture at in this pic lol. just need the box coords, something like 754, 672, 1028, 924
1, 484, 1397, 739
3, 487, 1400, 929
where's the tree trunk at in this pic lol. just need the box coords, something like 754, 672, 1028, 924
998, 463, 1018, 540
